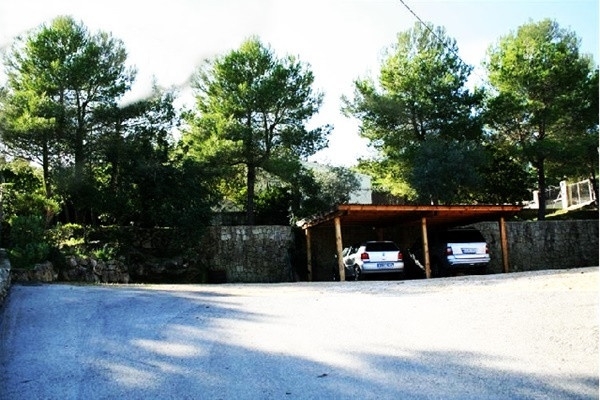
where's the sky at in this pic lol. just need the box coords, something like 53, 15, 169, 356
0, 0, 598, 167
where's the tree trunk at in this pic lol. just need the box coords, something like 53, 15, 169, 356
246, 164, 256, 225
74, 126, 85, 183
536, 157, 546, 221
42, 139, 51, 199
109, 118, 122, 190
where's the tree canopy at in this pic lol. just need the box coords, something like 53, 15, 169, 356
343, 22, 485, 203
484, 18, 598, 218
0, 15, 597, 242
0, 16, 215, 234
1, 16, 136, 214
183, 37, 331, 224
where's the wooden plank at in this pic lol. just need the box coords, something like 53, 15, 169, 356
338, 204, 522, 213
334, 216, 345, 281
421, 217, 431, 279
305, 228, 312, 282
301, 204, 522, 230
499, 216, 510, 273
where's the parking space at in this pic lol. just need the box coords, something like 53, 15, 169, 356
1, 267, 597, 399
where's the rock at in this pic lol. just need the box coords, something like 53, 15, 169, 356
33, 262, 57, 282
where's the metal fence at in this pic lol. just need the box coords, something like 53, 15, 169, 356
525, 179, 597, 210
545, 185, 563, 209
566, 179, 596, 208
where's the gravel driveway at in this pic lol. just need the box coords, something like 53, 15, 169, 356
1, 267, 598, 399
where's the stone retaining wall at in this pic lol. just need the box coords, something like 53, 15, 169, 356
3, 221, 597, 285
0, 249, 10, 306
9, 225, 294, 285
473, 219, 599, 273
201, 225, 294, 283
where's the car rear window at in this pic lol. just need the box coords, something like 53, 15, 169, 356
443, 230, 485, 243
365, 242, 399, 251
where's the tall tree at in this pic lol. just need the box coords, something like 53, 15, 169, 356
1, 16, 135, 212
184, 37, 330, 224
485, 19, 597, 219
342, 22, 483, 203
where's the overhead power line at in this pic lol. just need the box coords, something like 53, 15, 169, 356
396, 0, 490, 87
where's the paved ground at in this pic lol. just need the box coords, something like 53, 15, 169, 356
0, 267, 598, 399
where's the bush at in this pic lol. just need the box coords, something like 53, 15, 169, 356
6, 215, 50, 269
46, 223, 86, 256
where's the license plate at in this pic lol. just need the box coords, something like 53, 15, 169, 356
461, 248, 476, 254
376, 262, 394, 268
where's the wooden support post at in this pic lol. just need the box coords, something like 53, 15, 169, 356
305, 228, 313, 282
334, 217, 345, 281
421, 217, 431, 279
499, 216, 510, 273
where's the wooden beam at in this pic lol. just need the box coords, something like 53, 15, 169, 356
334, 216, 345, 281
421, 217, 431, 279
305, 228, 312, 282
499, 216, 510, 273
337, 204, 522, 214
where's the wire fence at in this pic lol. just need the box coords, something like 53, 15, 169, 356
525, 179, 597, 210
566, 179, 596, 208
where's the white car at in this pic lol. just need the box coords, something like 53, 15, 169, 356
408, 227, 490, 277
342, 241, 404, 280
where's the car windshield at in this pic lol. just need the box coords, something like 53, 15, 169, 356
365, 242, 399, 252
443, 230, 485, 243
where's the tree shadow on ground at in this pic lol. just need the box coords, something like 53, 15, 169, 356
1, 283, 597, 399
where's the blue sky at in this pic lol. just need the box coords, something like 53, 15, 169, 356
0, 0, 598, 166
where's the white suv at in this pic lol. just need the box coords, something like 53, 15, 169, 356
408, 227, 489, 277
342, 241, 404, 280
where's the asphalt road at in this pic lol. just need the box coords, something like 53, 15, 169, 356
1, 267, 598, 400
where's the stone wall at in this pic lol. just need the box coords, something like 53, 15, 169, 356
9, 225, 294, 284
473, 219, 599, 273
201, 226, 294, 283
0, 249, 10, 306
4, 221, 596, 285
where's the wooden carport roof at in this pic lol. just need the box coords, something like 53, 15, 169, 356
300, 204, 522, 229
300, 204, 523, 281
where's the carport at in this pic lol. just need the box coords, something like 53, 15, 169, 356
300, 204, 522, 281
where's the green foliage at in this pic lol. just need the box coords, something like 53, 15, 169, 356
408, 138, 485, 204
484, 19, 597, 217
343, 22, 483, 203
296, 166, 360, 217
46, 223, 85, 247
6, 215, 50, 269
356, 159, 416, 200
185, 37, 331, 224
91, 244, 117, 261
0, 158, 60, 222
1, 16, 136, 222
46, 223, 125, 262
254, 185, 292, 224
477, 144, 533, 204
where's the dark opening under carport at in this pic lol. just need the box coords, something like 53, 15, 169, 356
299, 204, 523, 281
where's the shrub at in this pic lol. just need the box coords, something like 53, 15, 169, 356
6, 215, 50, 269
